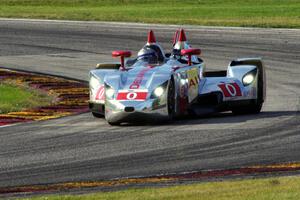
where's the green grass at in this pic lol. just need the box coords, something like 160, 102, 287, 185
20, 176, 300, 200
0, 81, 52, 114
0, 0, 299, 28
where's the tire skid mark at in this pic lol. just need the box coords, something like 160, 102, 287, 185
0, 162, 299, 194
0, 68, 89, 126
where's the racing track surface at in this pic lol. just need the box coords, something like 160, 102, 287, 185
0, 19, 299, 189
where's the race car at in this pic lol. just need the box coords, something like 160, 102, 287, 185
89, 29, 266, 125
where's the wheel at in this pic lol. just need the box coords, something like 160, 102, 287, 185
92, 112, 104, 118
167, 78, 176, 119
232, 102, 262, 115
108, 121, 120, 126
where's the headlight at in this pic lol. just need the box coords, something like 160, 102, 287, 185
154, 87, 164, 97
150, 81, 168, 99
243, 74, 254, 85
90, 76, 100, 88
106, 88, 115, 98
242, 68, 257, 86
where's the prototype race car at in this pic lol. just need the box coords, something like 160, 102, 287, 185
89, 29, 266, 125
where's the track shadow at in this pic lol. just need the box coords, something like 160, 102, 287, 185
170, 110, 299, 126
118, 110, 299, 126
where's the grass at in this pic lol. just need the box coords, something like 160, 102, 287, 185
0, 81, 52, 114
19, 176, 300, 200
0, 0, 299, 28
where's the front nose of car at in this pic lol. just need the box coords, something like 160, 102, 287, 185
105, 99, 168, 124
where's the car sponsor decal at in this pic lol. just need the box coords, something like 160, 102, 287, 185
218, 82, 242, 97
95, 85, 105, 100
187, 68, 200, 103
116, 90, 148, 101
129, 67, 152, 89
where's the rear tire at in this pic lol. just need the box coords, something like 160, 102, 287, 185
232, 102, 262, 115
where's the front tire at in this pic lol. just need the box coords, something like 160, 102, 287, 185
92, 112, 104, 118
108, 121, 120, 126
167, 78, 176, 119
89, 103, 105, 118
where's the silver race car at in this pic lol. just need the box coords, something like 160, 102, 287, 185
89, 29, 266, 125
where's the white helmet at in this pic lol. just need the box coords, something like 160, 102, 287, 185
137, 46, 159, 64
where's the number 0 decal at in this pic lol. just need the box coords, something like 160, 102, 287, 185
126, 92, 138, 100
117, 90, 148, 101
218, 83, 242, 97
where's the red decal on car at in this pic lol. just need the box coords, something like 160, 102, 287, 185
95, 85, 105, 100
129, 67, 152, 89
117, 91, 148, 101
218, 82, 242, 97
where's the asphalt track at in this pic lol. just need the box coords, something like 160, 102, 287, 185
0, 19, 299, 190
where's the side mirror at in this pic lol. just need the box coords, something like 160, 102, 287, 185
112, 50, 132, 70
181, 48, 201, 66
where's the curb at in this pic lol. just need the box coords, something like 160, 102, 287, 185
0, 67, 89, 126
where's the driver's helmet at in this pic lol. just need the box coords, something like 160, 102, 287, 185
137, 46, 159, 64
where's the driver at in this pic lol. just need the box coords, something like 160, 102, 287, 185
137, 46, 159, 64
131, 30, 166, 66
171, 29, 202, 64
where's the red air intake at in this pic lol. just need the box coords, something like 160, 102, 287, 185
147, 30, 156, 44
178, 29, 187, 42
